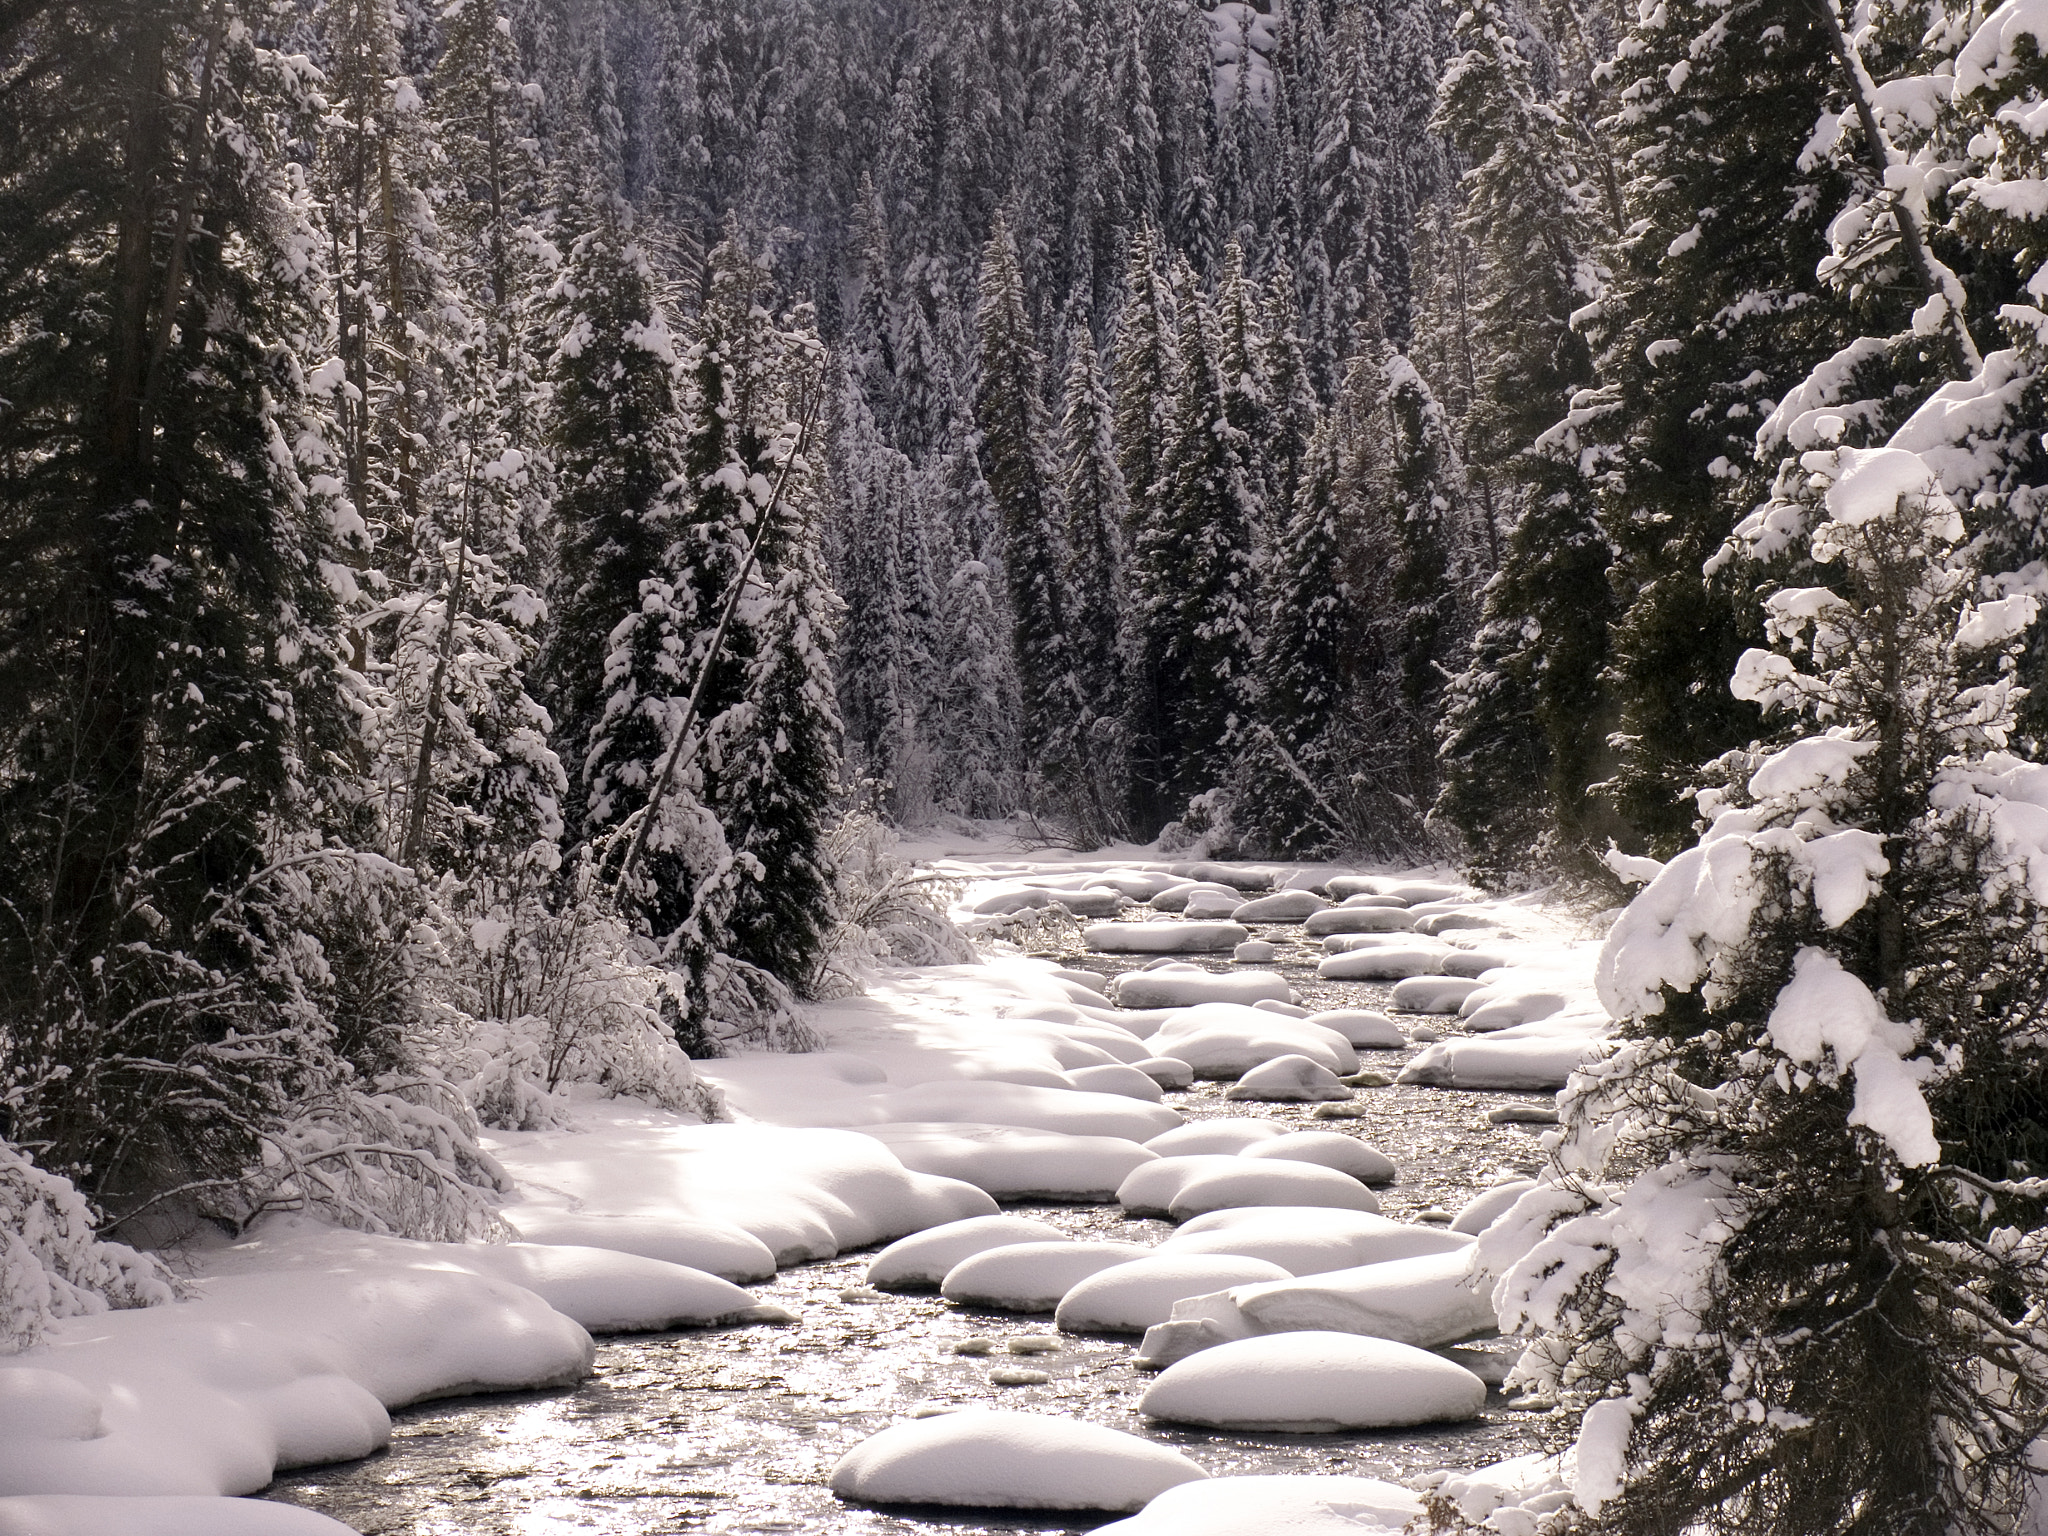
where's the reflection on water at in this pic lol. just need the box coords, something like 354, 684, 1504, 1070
263, 928, 1568, 1533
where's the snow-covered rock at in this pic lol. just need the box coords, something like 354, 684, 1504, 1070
197, 1224, 769, 1335
857, 1080, 1182, 1142
1305, 1008, 1407, 1048
1149, 1006, 1357, 1078
1066, 1063, 1166, 1101
1230, 891, 1329, 922
0, 1261, 593, 1502
1239, 1131, 1395, 1184
1232, 940, 1280, 963
1183, 890, 1242, 918
1397, 1022, 1609, 1091
1389, 975, 1484, 1014
1055, 1254, 1292, 1334
941, 1242, 1152, 1312
1139, 1331, 1486, 1431
1091, 1474, 1423, 1536
492, 1120, 1000, 1269
1112, 968, 1293, 1009
1317, 945, 1454, 981
1231, 1247, 1495, 1348
1252, 998, 1311, 1018
1305, 907, 1416, 936
852, 1123, 1158, 1201
1174, 862, 1275, 891
1159, 1210, 1468, 1278
1148, 882, 1233, 913
1440, 950, 1511, 978
1144, 1118, 1288, 1156
866, 1216, 1071, 1290
0, 1497, 361, 1536
1132, 1056, 1195, 1089
1118, 1156, 1244, 1217
499, 1210, 776, 1283
1166, 1161, 1383, 1221
1449, 1180, 1539, 1237
1085, 920, 1250, 953
1415, 911, 1499, 936
1461, 987, 1569, 1032
827, 1410, 1208, 1511
1225, 1055, 1353, 1102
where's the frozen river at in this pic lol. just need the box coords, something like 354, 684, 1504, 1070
263, 920, 1567, 1533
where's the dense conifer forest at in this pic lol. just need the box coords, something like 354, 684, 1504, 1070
9, 2, 2048, 1532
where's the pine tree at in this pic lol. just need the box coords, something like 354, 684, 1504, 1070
1587, 0, 1895, 852
1112, 224, 1183, 836
1141, 261, 1261, 816
683, 238, 840, 1004
974, 217, 1088, 820
0, 1, 378, 1210
1490, 452, 2048, 1536
1057, 317, 1131, 837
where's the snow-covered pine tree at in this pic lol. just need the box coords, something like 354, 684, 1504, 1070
1111, 224, 1182, 835
1381, 353, 1467, 736
1057, 314, 1131, 838
1212, 242, 1273, 535
1141, 258, 1261, 818
1427, 0, 1620, 881
1258, 264, 1321, 548
1302, 6, 1387, 391
682, 235, 840, 1013
1485, 447, 2048, 1536
974, 216, 1090, 823
0, 2, 408, 1217
1587, 0, 1878, 852
535, 132, 725, 989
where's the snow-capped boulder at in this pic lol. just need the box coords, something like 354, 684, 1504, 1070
1132, 1056, 1195, 1090
1066, 1063, 1166, 1101
1139, 1332, 1486, 1431
1449, 1180, 1539, 1237
852, 1124, 1158, 1201
1230, 891, 1329, 923
827, 1410, 1208, 1512
1305, 907, 1416, 936
1232, 940, 1279, 963
1389, 975, 1484, 1014
1159, 1211, 1468, 1278
1317, 945, 1453, 981
1055, 1255, 1293, 1334
1224, 1055, 1352, 1102
1166, 1161, 1383, 1222
1111, 968, 1293, 1009
941, 1242, 1152, 1313
1230, 1247, 1495, 1347
1306, 1009, 1408, 1049
1143, 1119, 1288, 1156
866, 1216, 1071, 1290
1239, 1132, 1396, 1184
1085, 920, 1249, 954
1090, 1474, 1423, 1536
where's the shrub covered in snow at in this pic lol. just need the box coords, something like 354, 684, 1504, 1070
807, 812, 974, 997
0, 1139, 176, 1352
1480, 462, 2048, 1534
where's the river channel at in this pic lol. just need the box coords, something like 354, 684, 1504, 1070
262, 910, 1572, 1534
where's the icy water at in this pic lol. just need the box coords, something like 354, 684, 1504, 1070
263, 912, 1570, 1534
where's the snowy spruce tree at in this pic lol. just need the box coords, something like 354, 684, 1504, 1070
974, 217, 1092, 825
1135, 260, 1261, 823
0, 0, 499, 1234
1483, 450, 2048, 1535
683, 234, 840, 1020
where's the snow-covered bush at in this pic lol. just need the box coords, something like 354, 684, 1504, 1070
1480, 456, 2048, 1534
433, 849, 730, 1126
0, 1139, 176, 1353
807, 812, 974, 997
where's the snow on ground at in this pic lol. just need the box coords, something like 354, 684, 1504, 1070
1, 843, 1616, 1532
